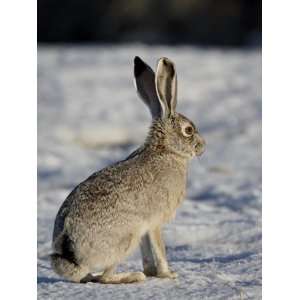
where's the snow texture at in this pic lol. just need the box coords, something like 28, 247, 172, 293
38, 45, 261, 299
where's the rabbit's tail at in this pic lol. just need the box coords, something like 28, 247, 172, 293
50, 253, 89, 282
50, 233, 89, 282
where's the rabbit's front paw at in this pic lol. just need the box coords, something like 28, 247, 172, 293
157, 270, 178, 279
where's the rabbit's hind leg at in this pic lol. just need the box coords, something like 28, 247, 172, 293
92, 265, 146, 284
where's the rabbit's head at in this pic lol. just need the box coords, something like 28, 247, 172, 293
134, 56, 205, 160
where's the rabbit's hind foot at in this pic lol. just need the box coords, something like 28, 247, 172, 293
99, 272, 146, 284
89, 265, 146, 284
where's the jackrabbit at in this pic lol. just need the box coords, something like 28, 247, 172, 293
51, 56, 205, 283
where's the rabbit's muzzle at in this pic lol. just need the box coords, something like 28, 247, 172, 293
194, 135, 206, 156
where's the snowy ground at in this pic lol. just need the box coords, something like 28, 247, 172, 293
37, 45, 261, 299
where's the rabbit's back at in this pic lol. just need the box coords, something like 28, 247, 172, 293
53, 158, 146, 240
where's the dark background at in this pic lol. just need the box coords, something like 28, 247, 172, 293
38, 0, 261, 47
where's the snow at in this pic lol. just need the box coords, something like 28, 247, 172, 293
38, 45, 261, 299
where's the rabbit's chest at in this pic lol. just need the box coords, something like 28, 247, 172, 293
144, 160, 187, 222
158, 179, 186, 223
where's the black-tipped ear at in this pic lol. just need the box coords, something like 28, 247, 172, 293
133, 56, 165, 119
134, 56, 147, 77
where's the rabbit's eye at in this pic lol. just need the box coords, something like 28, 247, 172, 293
183, 125, 194, 137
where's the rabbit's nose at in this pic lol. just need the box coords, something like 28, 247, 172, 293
195, 136, 206, 155
199, 137, 206, 147
197, 136, 206, 148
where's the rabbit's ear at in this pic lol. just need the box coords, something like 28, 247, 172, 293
155, 57, 178, 117
134, 56, 165, 119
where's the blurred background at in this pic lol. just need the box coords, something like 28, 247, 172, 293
38, 0, 261, 46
